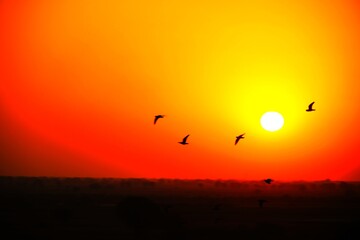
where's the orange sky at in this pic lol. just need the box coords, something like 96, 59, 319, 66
1, 0, 360, 180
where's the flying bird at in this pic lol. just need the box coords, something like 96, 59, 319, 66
154, 115, 165, 124
258, 199, 267, 208
264, 178, 273, 184
178, 134, 190, 145
235, 133, 245, 145
306, 102, 315, 112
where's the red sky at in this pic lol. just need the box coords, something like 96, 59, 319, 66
1, 0, 360, 180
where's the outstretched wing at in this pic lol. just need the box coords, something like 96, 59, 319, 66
308, 102, 315, 109
154, 115, 164, 124
183, 134, 190, 142
235, 133, 245, 145
154, 116, 159, 124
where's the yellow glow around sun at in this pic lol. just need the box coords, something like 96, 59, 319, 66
260, 112, 284, 132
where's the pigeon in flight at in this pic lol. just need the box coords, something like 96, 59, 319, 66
178, 134, 190, 145
235, 133, 245, 145
154, 115, 165, 124
258, 199, 267, 208
306, 102, 315, 112
264, 178, 273, 184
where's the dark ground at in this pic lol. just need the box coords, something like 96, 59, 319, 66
0, 177, 359, 240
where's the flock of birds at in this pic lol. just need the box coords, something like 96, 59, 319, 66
154, 101, 315, 145
153, 102, 316, 208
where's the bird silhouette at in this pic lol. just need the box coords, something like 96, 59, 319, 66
178, 135, 190, 145
258, 199, 267, 208
306, 102, 315, 112
264, 178, 273, 184
154, 115, 165, 124
235, 133, 245, 145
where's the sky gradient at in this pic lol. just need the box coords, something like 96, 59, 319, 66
1, 0, 360, 180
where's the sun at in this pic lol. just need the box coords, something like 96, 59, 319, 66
260, 112, 284, 132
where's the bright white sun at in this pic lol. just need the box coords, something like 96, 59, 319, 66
260, 112, 284, 132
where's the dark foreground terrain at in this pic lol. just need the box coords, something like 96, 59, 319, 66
0, 177, 359, 240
